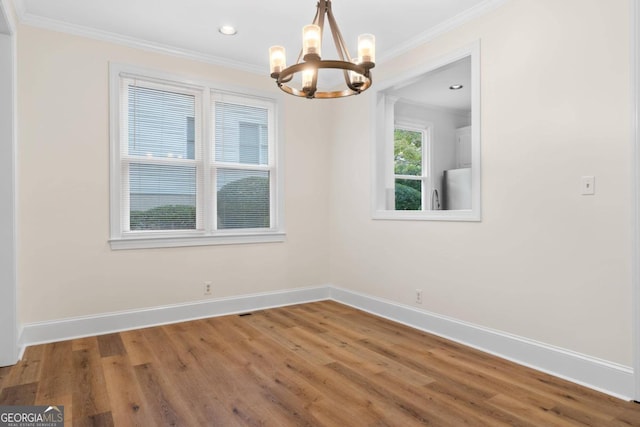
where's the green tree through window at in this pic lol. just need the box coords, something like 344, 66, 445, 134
394, 128, 423, 210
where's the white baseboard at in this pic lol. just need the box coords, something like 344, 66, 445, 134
19, 285, 330, 347
328, 286, 635, 400
18, 284, 634, 400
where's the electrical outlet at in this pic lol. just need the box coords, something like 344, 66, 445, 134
204, 281, 212, 296
416, 289, 423, 304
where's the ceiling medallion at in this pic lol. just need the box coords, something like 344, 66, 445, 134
268, 0, 375, 99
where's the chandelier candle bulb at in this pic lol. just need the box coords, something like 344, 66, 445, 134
303, 24, 321, 59
349, 59, 365, 88
358, 34, 375, 64
302, 68, 315, 91
269, 46, 286, 77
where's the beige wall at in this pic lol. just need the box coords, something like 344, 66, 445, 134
328, 0, 633, 365
17, 25, 331, 323
16, 0, 634, 368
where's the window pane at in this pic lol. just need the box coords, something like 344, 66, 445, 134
394, 129, 422, 175
215, 102, 269, 165
128, 85, 196, 160
395, 178, 422, 210
129, 163, 197, 230
217, 169, 270, 229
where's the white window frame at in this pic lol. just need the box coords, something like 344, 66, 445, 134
109, 63, 285, 249
392, 122, 433, 211
210, 92, 278, 233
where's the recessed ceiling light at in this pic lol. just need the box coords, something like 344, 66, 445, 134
219, 25, 237, 36
449, 84, 463, 90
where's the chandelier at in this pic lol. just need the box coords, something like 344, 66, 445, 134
268, 0, 375, 99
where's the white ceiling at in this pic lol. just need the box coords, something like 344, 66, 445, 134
15, 0, 504, 74
387, 56, 471, 112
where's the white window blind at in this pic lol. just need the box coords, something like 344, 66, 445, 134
110, 65, 283, 249
120, 78, 203, 232
212, 94, 273, 230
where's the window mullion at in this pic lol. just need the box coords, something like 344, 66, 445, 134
210, 95, 218, 232
210, 162, 271, 172
122, 162, 131, 231
202, 89, 212, 234
421, 129, 427, 211
121, 156, 199, 166
394, 174, 421, 180
268, 107, 277, 230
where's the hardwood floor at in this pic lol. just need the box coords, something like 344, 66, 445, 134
1, 300, 640, 426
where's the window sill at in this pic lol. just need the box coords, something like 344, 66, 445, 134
372, 209, 481, 222
109, 231, 286, 250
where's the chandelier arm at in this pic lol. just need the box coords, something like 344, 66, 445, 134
276, 60, 371, 98
280, 73, 294, 84
278, 84, 367, 99
316, 1, 326, 49
301, 1, 327, 96
343, 69, 360, 93
312, 1, 322, 26
277, 61, 368, 81
308, 66, 319, 98
325, 3, 352, 63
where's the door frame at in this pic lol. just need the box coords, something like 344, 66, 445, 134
0, 0, 18, 367
632, 0, 640, 402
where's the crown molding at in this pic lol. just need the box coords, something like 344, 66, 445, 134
11, 0, 509, 76
13, 1, 264, 75
378, 0, 509, 64
0, 0, 18, 34
11, 0, 23, 20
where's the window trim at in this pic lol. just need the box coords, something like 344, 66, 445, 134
109, 63, 285, 249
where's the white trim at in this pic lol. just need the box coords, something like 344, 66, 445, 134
372, 208, 481, 222
631, 0, 640, 402
328, 286, 635, 400
15, 9, 263, 75
11, 0, 24, 23
11, 0, 507, 76
17, 284, 635, 399
109, 231, 286, 250
0, 0, 17, 367
20, 286, 330, 347
0, 0, 16, 34
379, 0, 508, 64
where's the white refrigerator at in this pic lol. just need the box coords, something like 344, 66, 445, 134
442, 167, 471, 210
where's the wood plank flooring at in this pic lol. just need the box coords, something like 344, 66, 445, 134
1, 300, 640, 426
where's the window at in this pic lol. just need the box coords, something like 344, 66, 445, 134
109, 65, 283, 249
394, 126, 429, 211
213, 95, 272, 230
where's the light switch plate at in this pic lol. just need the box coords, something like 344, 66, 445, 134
581, 176, 595, 195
